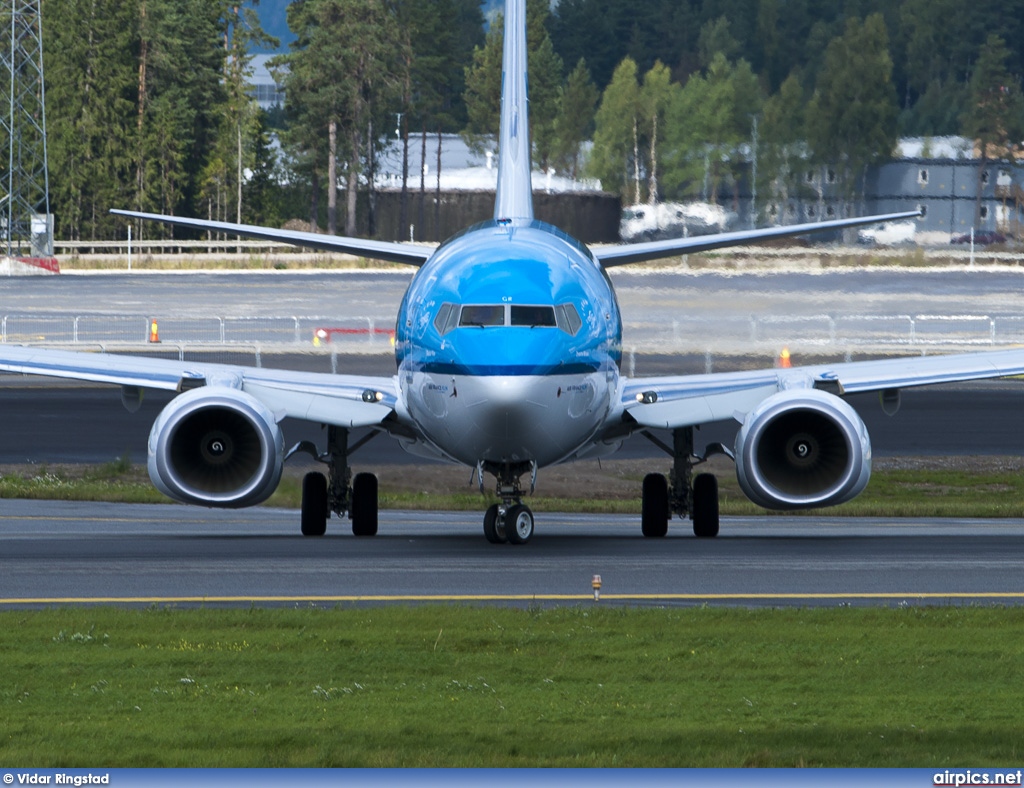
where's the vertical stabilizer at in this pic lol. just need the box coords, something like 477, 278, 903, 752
493, 0, 534, 224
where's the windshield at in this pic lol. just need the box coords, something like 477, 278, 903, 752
459, 305, 505, 327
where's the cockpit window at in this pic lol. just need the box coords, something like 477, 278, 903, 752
510, 305, 556, 327
459, 304, 504, 327
555, 303, 583, 335
440, 302, 582, 334
434, 303, 455, 335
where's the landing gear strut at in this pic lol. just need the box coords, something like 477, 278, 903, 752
479, 461, 535, 544
641, 426, 723, 538
290, 425, 379, 537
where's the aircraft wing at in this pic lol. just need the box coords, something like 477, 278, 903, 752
595, 210, 922, 268
110, 209, 433, 267
621, 348, 1024, 430
0, 345, 395, 428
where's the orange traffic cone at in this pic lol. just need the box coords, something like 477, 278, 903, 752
778, 346, 791, 368
149, 319, 160, 343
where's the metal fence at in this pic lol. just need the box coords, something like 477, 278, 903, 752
4, 311, 1024, 353
633, 313, 1024, 350
0, 314, 391, 347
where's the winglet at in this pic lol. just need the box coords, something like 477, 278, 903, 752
493, 0, 534, 225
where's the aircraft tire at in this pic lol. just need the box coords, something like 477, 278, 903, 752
351, 472, 379, 536
641, 473, 669, 537
505, 504, 534, 545
483, 504, 507, 543
692, 473, 720, 538
300, 472, 328, 537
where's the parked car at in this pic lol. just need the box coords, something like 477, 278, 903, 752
951, 231, 1006, 245
857, 220, 917, 245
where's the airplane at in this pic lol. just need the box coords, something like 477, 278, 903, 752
3, 0, 1023, 544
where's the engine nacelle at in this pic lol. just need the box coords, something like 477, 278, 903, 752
148, 387, 285, 508
734, 389, 871, 510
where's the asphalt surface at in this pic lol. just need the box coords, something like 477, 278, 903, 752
3, 268, 1024, 609
6, 267, 1024, 351
6, 267, 1024, 319
2, 500, 1023, 607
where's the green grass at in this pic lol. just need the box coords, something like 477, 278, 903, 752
2, 605, 1023, 766
6, 460, 1024, 517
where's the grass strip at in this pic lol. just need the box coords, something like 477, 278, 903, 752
5, 458, 1024, 517
2, 605, 1023, 767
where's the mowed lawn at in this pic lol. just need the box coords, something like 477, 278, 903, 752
2, 605, 1023, 766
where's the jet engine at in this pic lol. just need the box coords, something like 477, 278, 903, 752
734, 389, 871, 510
147, 387, 285, 508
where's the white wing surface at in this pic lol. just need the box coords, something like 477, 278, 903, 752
110, 209, 433, 267
595, 210, 922, 267
0, 345, 395, 429
621, 349, 1024, 430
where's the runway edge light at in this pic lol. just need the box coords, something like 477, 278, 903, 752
592, 574, 602, 601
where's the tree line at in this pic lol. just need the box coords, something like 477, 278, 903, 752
32, 0, 1024, 241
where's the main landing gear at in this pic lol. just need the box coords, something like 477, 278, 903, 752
640, 426, 728, 538
479, 460, 536, 545
288, 425, 379, 537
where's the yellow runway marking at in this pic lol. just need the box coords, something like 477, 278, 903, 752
3, 592, 1024, 605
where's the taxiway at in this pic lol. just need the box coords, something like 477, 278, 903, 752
2, 500, 1023, 608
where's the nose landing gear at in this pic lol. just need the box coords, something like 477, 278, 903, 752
479, 461, 536, 544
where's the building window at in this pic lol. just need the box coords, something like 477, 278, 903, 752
981, 170, 990, 185
917, 204, 927, 218
807, 205, 817, 219
918, 168, 929, 185
805, 171, 816, 184
825, 205, 836, 218
826, 168, 837, 184
980, 205, 989, 220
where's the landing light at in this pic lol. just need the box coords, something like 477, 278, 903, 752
362, 389, 384, 403
637, 391, 658, 404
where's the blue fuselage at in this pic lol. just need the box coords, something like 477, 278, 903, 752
394, 220, 623, 467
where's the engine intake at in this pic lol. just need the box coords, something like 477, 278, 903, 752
148, 388, 284, 508
734, 389, 871, 510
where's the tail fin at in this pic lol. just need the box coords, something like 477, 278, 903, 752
493, 0, 533, 225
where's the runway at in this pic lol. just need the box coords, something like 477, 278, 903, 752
2, 500, 1023, 608
4, 269, 1024, 609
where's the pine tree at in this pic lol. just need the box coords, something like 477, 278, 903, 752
552, 58, 599, 180
216, 2, 279, 229
243, 110, 281, 226
135, 0, 229, 230
277, 0, 400, 236
639, 61, 676, 204
588, 57, 640, 201
44, 0, 138, 240
662, 56, 732, 203
530, 35, 566, 171
462, 0, 563, 162
759, 71, 806, 223
961, 34, 1024, 227
662, 53, 761, 205
805, 14, 898, 204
